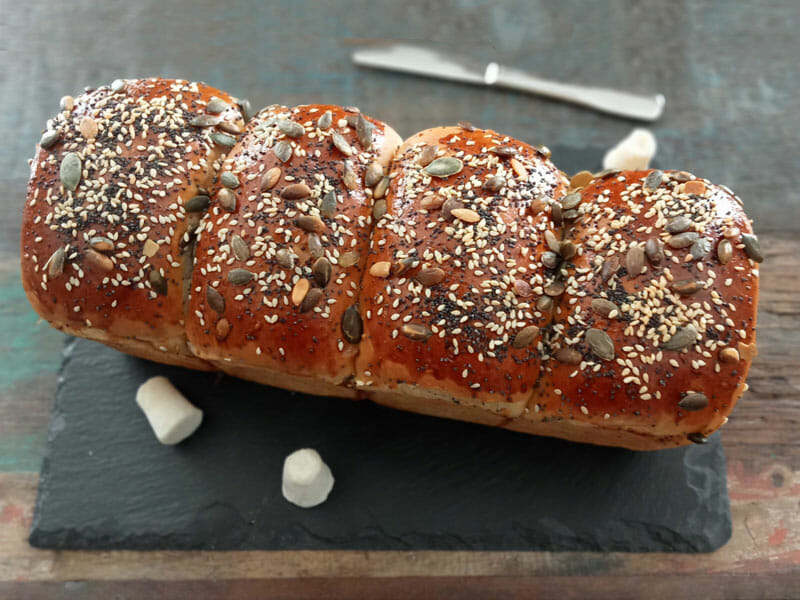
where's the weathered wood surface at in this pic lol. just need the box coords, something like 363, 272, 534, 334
1, 0, 798, 597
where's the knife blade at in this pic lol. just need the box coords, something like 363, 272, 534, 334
352, 44, 665, 122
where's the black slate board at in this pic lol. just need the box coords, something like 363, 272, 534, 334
30, 147, 732, 553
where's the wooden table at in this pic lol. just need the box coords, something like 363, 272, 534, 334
1, 1, 798, 597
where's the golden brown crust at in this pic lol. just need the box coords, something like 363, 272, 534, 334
21, 78, 245, 368
509, 170, 759, 449
356, 126, 568, 416
186, 104, 401, 392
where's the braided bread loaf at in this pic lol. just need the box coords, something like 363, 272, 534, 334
21, 78, 761, 450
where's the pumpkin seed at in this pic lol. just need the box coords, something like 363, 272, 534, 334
559, 240, 577, 260
260, 167, 281, 191
319, 190, 337, 218
47, 248, 65, 278
372, 199, 387, 220
278, 119, 304, 138
185, 195, 210, 212
542, 251, 560, 269
206, 285, 225, 313
591, 298, 619, 318
149, 269, 167, 295
457, 120, 475, 131
556, 347, 582, 364
423, 157, 463, 178
536, 296, 554, 312
643, 170, 664, 192
291, 278, 310, 306
672, 171, 692, 182
296, 215, 325, 233
300, 287, 323, 312
365, 161, 384, 187
551, 201, 563, 226
687, 433, 709, 445
562, 209, 579, 221
239, 98, 253, 122
215, 318, 231, 341
228, 268, 254, 285
667, 231, 699, 249
60, 95, 74, 111
544, 230, 561, 253
544, 280, 565, 297
342, 162, 358, 190
217, 188, 236, 211
415, 267, 445, 286
218, 121, 243, 135
512, 325, 540, 349
717, 239, 733, 264
537, 145, 552, 158
666, 215, 692, 234
317, 110, 333, 130
342, 305, 363, 343
672, 279, 702, 295
308, 233, 324, 259
59, 152, 82, 191
231, 235, 250, 261
600, 255, 620, 283
451, 208, 480, 223
339, 251, 360, 268
190, 114, 221, 127
355, 113, 373, 150
206, 96, 229, 114
111, 79, 126, 93
678, 392, 709, 411
281, 183, 312, 200
417, 144, 438, 166
489, 145, 515, 158
741, 234, 763, 262
645, 238, 663, 265
626, 244, 645, 278
331, 132, 353, 156
402, 323, 432, 342
220, 172, 240, 189
586, 328, 615, 361
39, 130, 60, 149
513, 279, 532, 297
276, 248, 295, 269
483, 175, 504, 192
274, 140, 292, 162
663, 324, 698, 351
373, 176, 390, 200
210, 132, 236, 147
689, 237, 712, 261
561, 192, 581, 210
312, 257, 332, 287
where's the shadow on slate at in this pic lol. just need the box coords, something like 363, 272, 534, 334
29, 147, 732, 553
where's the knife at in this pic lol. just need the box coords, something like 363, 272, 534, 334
352, 44, 665, 122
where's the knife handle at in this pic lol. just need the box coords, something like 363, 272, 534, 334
491, 64, 665, 122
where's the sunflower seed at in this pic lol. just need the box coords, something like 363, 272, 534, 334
402, 323, 432, 342
667, 231, 699, 249
451, 208, 480, 223
537, 145, 552, 158
393, 257, 418, 276
672, 279, 702, 295
559, 241, 577, 260
274, 140, 292, 163
513, 279, 532, 297
277, 119, 304, 138
111, 79, 126, 93
420, 195, 445, 211
185, 195, 210, 212
626, 244, 645, 278
373, 176, 390, 200
217, 188, 236, 211
441, 198, 463, 220
645, 238, 663, 265
600, 255, 620, 284
239, 98, 253, 122
79, 116, 98, 139
88, 236, 114, 253
688, 237, 711, 261
551, 201, 563, 226
542, 251, 560, 269
643, 170, 664, 192
47, 248, 65, 278
339, 251, 360, 268
556, 347, 582, 364
717, 239, 733, 264
672, 171, 692, 182
276, 248, 295, 269
512, 325, 540, 349
210, 132, 236, 147
215, 318, 231, 341
483, 175, 504, 192
331, 132, 353, 156
561, 192, 582, 210
206, 285, 225, 313
424, 157, 463, 178
312, 257, 332, 287
569, 171, 593, 190
510, 158, 528, 179
190, 114, 221, 127
544, 280, 565, 297
591, 298, 619, 318
301, 235, 321, 261
228, 268, 254, 285
723, 227, 741, 239
300, 287, 323, 313
296, 215, 325, 233
687, 433, 709, 445
84, 248, 113, 271
359, 163, 381, 189
317, 110, 333, 130
586, 328, 615, 361
536, 296, 554, 312
231, 235, 250, 261
319, 190, 337, 218
417, 144, 438, 167
593, 168, 621, 179
415, 267, 445, 286
342, 305, 363, 344
355, 113, 373, 150
720, 347, 740, 363
369, 261, 391, 278
663, 324, 698, 351
60, 95, 74, 111
291, 278, 311, 305
281, 183, 312, 200
741, 234, 763, 262
684, 180, 706, 196
457, 120, 475, 131
59, 152, 81, 191
679, 392, 709, 411
372, 199, 387, 221
544, 230, 561, 253
220, 172, 240, 189
149, 269, 167, 295
489, 145, 515, 158
666, 215, 692, 233
39, 130, 60, 149
260, 167, 281, 191
218, 121, 243, 135
340, 162, 358, 190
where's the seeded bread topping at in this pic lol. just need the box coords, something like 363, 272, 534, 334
21, 78, 245, 368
